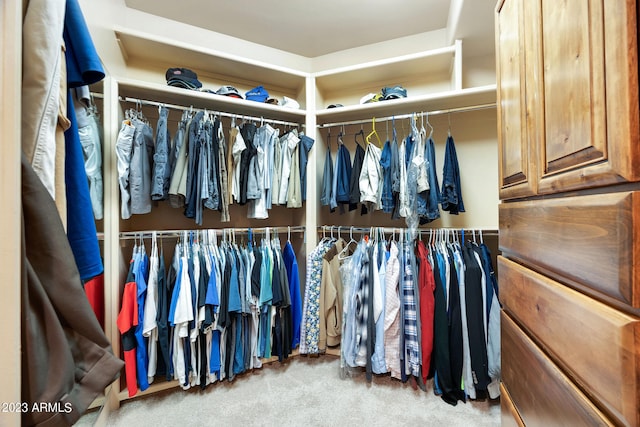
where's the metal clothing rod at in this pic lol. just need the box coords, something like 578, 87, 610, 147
117, 95, 305, 128
318, 225, 499, 236
318, 102, 496, 129
98, 226, 307, 241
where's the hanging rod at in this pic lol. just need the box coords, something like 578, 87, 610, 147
318, 102, 496, 129
97, 226, 306, 241
90, 91, 305, 128
318, 225, 499, 236
118, 96, 306, 128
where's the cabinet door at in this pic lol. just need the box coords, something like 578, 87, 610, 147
496, 0, 536, 199
536, 0, 640, 193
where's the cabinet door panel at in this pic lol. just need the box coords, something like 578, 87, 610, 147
500, 383, 524, 427
499, 191, 640, 308
541, 0, 606, 174
501, 312, 613, 426
496, 0, 535, 199
537, 0, 640, 193
499, 256, 640, 427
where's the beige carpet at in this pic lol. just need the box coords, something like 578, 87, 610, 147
78, 356, 500, 426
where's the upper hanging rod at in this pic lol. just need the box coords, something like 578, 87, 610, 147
318, 102, 496, 129
101, 93, 305, 128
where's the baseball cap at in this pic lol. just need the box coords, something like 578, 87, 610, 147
382, 85, 407, 100
360, 93, 382, 104
165, 68, 202, 90
216, 85, 243, 99
327, 104, 344, 108
245, 85, 269, 103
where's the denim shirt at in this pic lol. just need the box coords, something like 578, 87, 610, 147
424, 136, 442, 223
441, 135, 465, 214
299, 134, 315, 201
335, 143, 352, 206
320, 148, 333, 206
151, 106, 171, 201
380, 140, 394, 213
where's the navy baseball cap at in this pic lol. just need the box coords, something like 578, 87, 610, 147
165, 68, 202, 89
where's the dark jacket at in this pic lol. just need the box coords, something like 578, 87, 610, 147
21, 154, 123, 426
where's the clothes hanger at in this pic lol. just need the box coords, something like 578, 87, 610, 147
366, 117, 382, 148
355, 126, 365, 147
426, 112, 434, 139
447, 112, 452, 137
338, 226, 358, 260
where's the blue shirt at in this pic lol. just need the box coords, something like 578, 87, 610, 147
63, 0, 105, 280
283, 241, 302, 349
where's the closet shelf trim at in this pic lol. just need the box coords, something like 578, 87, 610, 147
317, 102, 496, 129
117, 95, 306, 128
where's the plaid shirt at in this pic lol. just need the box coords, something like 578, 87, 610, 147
402, 241, 420, 377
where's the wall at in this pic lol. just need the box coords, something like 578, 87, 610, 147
0, 1, 21, 426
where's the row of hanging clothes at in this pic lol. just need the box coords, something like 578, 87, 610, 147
320, 114, 464, 226
117, 227, 304, 397
115, 100, 315, 224
303, 226, 500, 406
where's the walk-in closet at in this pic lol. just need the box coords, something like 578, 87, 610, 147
4, 0, 640, 426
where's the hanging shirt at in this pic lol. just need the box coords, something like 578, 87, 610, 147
320, 147, 333, 207
142, 234, 160, 383
359, 143, 383, 211
334, 143, 352, 212
383, 241, 401, 379
282, 241, 302, 349
230, 124, 246, 204
133, 247, 150, 392
349, 142, 366, 210
299, 134, 315, 201
278, 131, 300, 205
286, 140, 302, 208
441, 134, 465, 214
117, 259, 139, 397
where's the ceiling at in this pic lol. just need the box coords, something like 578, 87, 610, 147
124, 0, 496, 58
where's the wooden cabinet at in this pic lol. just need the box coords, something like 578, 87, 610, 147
496, 0, 640, 425
497, 0, 640, 200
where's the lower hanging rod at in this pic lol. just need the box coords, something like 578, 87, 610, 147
318, 102, 496, 129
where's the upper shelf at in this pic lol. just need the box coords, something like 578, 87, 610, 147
315, 84, 496, 125
114, 27, 308, 93
314, 41, 462, 95
116, 78, 307, 123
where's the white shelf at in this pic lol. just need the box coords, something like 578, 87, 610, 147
314, 43, 458, 94
114, 27, 307, 93
315, 84, 496, 125
116, 78, 307, 123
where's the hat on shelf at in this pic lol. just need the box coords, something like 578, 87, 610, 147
359, 92, 382, 104
245, 85, 269, 102
216, 85, 244, 99
381, 85, 407, 100
165, 68, 202, 90
327, 103, 344, 109
266, 98, 279, 105
281, 96, 300, 109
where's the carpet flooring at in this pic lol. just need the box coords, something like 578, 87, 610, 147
78, 356, 500, 426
